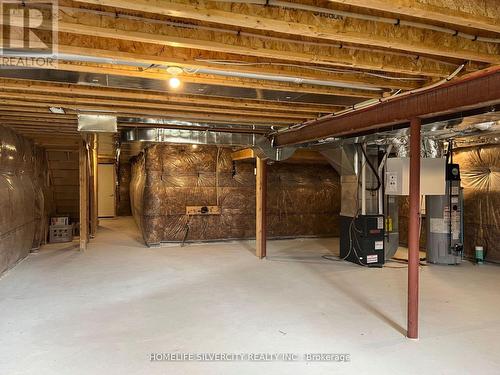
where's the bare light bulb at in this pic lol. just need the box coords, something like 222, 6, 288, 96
169, 77, 181, 89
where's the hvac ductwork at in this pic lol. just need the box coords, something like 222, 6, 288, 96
391, 137, 444, 158
121, 128, 296, 161
392, 137, 409, 158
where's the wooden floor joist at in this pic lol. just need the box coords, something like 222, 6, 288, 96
327, 0, 500, 34
0, 99, 300, 125
56, 40, 452, 79
0, 91, 320, 120
0, 80, 344, 114
73, 0, 500, 64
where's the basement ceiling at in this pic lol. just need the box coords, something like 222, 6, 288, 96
0, 68, 362, 106
0, 0, 498, 150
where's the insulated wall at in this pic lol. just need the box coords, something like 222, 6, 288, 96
47, 151, 79, 221
130, 144, 340, 245
0, 126, 53, 274
399, 198, 427, 249
453, 145, 500, 262
117, 162, 132, 216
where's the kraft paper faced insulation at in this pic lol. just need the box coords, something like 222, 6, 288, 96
130, 144, 340, 245
0, 126, 53, 274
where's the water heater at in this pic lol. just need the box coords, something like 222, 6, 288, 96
425, 164, 463, 264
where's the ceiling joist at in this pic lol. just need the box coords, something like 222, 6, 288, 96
72, 0, 500, 63
0, 79, 344, 114
0, 99, 298, 125
327, 0, 500, 34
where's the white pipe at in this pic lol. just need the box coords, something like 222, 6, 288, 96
196, 59, 427, 81
378, 144, 393, 215
361, 143, 366, 215
194, 67, 382, 90
57, 52, 381, 91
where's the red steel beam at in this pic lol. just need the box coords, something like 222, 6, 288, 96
407, 117, 421, 339
273, 66, 500, 146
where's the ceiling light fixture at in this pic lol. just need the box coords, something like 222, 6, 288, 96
169, 76, 181, 89
166, 66, 183, 89
49, 106, 65, 114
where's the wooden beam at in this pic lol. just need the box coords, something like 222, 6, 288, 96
328, 0, 500, 34
0, 110, 76, 120
232, 148, 328, 163
9, 12, 456, 78
48, 40, 422, 90
0, 98, 298, 125
0, 79, 343, 114
89, 134, 99, 238
256, 157, 267, 259
0, 106, 282, 127
232, 148, 255, 161
52, 60, 379, 99
0, 116, 78, 124
1, 122, 77, 129
73, 0, 499, 64
56, 39, 451, 79
79, 136, 89, 251
0, 91, 324, 120
0, 106, 277, 127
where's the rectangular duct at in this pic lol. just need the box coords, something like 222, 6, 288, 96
78, 114, 117, 133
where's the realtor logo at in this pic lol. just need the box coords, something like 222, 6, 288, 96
1, 0, 58, 68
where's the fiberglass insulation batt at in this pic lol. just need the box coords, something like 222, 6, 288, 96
130, 144, 341, 245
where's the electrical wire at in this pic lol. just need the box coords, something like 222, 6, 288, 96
181, 215, 192, 247
358, 143, 381, 191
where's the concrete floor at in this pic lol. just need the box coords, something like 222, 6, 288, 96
1, 217, 499, 375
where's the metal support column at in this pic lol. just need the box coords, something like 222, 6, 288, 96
407, 117, 421, 339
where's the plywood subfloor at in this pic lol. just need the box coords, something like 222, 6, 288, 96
0, 217, 499, 374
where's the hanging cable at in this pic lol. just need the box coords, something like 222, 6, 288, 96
358, 143, 381, 191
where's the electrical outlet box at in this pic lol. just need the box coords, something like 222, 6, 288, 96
186, 205, 221, 215
385, 157, 446, 196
